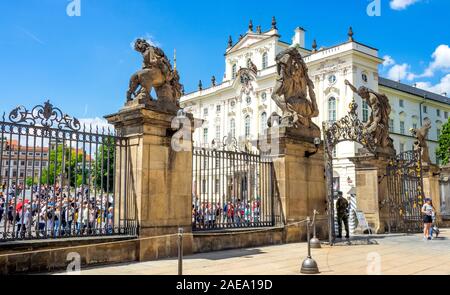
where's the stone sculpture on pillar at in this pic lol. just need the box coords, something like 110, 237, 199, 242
411, 118, 432, 164
126, 39, 182, 113
271, 47, 320, 135
345, 80, 395, 153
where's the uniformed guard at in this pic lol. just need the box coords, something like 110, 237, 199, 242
336, 191, 350, 239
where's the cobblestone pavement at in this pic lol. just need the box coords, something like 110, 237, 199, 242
57, 229, 450, 275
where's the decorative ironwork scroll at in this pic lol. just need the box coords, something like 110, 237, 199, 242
322, 100, 377, 157
8, 100, 81, 131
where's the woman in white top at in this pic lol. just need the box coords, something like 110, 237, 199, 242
421, 198, 434, 241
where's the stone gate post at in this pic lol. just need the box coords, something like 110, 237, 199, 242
105, 101, 194, 260
260, 126, 328, 242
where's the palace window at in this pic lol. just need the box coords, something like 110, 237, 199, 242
245, 115, 251, 138
261, 92, 267, 101
328, 97, 336, 122
400, 143, 405, 153
437, 109, 441, 117
437, 128, 441, 139
246, 96, 252, 104
215, 125, 221, 141
246, 58, 252, 69
230, 119, 236, 138
362, 100, 369, 123
260, 112, 267, 134
389, 119, 394, 132
423, 105, 428, 114
203, 128, 208, 145
445, 111, 449, 119
399, 99, 404, 108
262, 52, 268, 69
400, 121, 405, 134
362, 73, 368, 83
203, 107, 208, 117
216, 105, 221, 113
232, 64, 237, 79
413, 123, 418, 130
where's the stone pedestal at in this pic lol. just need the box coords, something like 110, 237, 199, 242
260, 126, 327, 242
423, 163, 441, 222
350, 150, 393, 234
105, 101, 194, 260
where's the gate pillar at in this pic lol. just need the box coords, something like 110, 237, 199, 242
260, 126, 328, 242
350, 150, 394, 234
105, 101, 194, 260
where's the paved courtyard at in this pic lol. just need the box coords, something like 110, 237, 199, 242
57, 229, 450, 275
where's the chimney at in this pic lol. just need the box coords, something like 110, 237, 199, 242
292, 27, 305, 48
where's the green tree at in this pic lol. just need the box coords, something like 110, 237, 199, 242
437, 119, 450, 165
41, 144, 88, 187
93, 137, 116, 193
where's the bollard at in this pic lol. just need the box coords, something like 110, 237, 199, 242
178, 227, 183, 276
310, 210, 321, 249
300, 217, 319, 274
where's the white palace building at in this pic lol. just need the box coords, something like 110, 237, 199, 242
180, 18, 450, 198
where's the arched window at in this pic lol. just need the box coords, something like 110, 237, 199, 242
215, 125, 221, 141
232, 64, 237, 79
262, 52, 268, 69
362, 100, 369, 123
328, 97, 337, 122
245, 115, 251, 138
246, 96, 252, 104
260, 112, 267, 134
230, 119, 236, 138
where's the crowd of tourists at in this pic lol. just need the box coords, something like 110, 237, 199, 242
0, 184, 115, 239
192, 196, 262, 229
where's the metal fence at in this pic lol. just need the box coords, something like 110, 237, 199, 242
0, 101, 137, 242
385, 150, 424, 233
192, 139, 281, 230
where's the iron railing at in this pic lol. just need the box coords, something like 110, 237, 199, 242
0, 101, 136, 242
192, 139, 281, 230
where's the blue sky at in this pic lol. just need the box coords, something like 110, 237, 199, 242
0, 0, 449, 122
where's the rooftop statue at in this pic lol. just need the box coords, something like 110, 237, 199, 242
345, 80, 394, 151
126, 39, 182, 112
411, 118, 432, 164
271, 47, 320, 132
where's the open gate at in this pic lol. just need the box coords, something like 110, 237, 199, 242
385, 149, 424, 233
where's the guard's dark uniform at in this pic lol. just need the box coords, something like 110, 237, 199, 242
336, 194, 350, 239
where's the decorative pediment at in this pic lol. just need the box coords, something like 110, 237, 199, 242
324, 86, 340, 96
242, 106, 253, 115
227, 33, 272, 54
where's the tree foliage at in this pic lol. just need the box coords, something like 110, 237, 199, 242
437, 119, 450, 165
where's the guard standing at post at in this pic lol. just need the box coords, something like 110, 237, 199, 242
336, 191, 350, 239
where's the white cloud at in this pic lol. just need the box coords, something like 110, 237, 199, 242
416, 74, 450, 96
427, 45, 450, 74
390, 0, 421, 10
387, 63, 410, 81
382, 55, 395, 67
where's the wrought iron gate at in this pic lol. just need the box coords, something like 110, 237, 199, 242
0, 101, 136, 242
384, 149, 424, 233
191, 137, 281, 230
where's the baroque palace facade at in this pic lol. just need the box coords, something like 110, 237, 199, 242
180, 19, 450, 198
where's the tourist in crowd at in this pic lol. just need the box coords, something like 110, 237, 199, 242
422, 198, 434, 241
